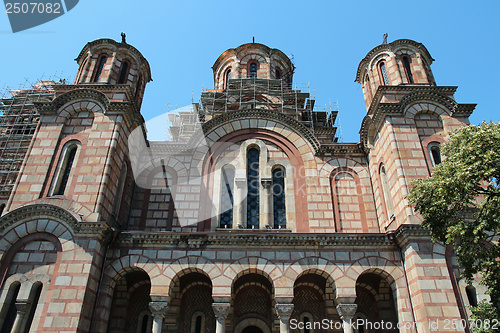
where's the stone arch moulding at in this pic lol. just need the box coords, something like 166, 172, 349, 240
36, 88, 109, 119
330, 167, 369, 233
199, 126, 312, 232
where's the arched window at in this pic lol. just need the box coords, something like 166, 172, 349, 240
402, 56, 414, 83
23, 283, 43, 333
93, 55, 107, 83
54, 142, 79, 196
247, 148, 260, 229
303, 316, 311, 333
220, 165, 235, 228
76, 57, 88, 83
272, 167, 286, 229
380, 164, 394, 220
0, 283, 20, 332
194, 315, 202, 333
428, 143, 442, 166
379, 61, 390, 85
118, 60, 130, 84
225, 69, 231, 89
140, 314, 149, 333
276, 68, 281, 80
113, 163, 128, 217
249, 62, 258, 78
190, 312, 205, 333
466, 285, 478, 307
135, 75, 143, 102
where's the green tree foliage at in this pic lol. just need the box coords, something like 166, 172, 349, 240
408, 121, 500, 322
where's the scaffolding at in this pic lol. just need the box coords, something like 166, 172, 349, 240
199, 78, 339, 143
0, 77, 65, 203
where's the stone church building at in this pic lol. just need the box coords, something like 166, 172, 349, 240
0, 36, 483, 333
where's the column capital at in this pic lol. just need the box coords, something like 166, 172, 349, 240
275, 303, 294, 319
235, 178, 246, 188
149, 301, 169, 317
336, 303, 357, 319
261, 178, 272, 189
15, 301, 30, 314
212, 302, 231, 318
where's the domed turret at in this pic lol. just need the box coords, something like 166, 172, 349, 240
212, 43, 294, 90
355, 39, 436, 109
73, 37, 152, 107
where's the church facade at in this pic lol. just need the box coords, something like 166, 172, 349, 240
0, 37, 482, 333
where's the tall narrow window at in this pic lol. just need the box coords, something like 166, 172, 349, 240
225, 69, 231, 89
272, 167, 286, 229
249, 63, 257, 78
76, 58, 88, 83
113, 163, 128, 216
220, 165, 235, 228
402, 56, 414, 83
93, 55, 107, 83
466, 285, 478, 307
380, 164, 394, 220
276, 69, 281, 79
429, 143, 442, 166
140, 314, 149, 333
0, 283, 20, 333
194, 315, 202, 333
23, 283, 42, 333
379, 62, 390, 85
118, 61, 129, 84
247, 148, 260, 229
55, 144, 78, 195
303, 316, 310, 333
135, 75, 143, 102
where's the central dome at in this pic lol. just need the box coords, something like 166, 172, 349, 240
212, 42, 295, 90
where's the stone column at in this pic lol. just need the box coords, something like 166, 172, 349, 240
336, 304, 358, 333
275, 303, 294, 333
11, 301, 29, 333
212, 302, 230, 333
234, 178, 246, 229
261, 178, 272, 228
149, 301, 169, 333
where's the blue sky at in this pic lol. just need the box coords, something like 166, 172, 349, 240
1, 1, 499, 142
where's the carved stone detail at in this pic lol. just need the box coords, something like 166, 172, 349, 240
261, 178, 272, 189
212, 302, 230, 318
275, 303, 294, 318
149, 301, 169, 317
336, 304, 358, 319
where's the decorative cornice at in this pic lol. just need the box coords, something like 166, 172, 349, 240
393, 224, 431, 248
34, 86, 143, 130
199, 109, 321, 154
0, 204, 111, 239
35, 87, 110, 115
356, 39, 434, 83
115, 231, 398, 249
318, 143, 365, 155
359, 86, 475, 147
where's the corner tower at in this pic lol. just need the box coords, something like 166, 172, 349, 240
74, 38, 152, 108
357, 38, 475, 232
6, 37, 152, 226
356, 39, 436, 109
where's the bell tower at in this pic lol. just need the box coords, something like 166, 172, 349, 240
357, 38, 475, 232
74, 36, 152, 109
6, 36, 152, 225
356, 39, 436, 109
